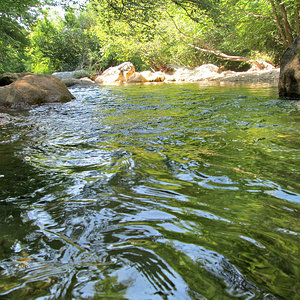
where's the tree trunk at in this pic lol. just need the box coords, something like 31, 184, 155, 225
295, 0, 300, 34
268, 0, 287, 46
275, 0, 294, 44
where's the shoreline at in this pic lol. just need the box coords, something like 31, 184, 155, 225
56, 63, 280, 87
162, 69, 280, 86
95, 69, 280, 87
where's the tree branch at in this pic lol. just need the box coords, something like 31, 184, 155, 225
186, 43, 253, 62
166, 8, 255, 64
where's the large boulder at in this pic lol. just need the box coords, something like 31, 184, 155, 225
0, 74, 74, 108
95, 62, 135, 84
140, 71, 165, 82
278, 34, 300, 99
127, 72, 148, 83
0, 72, 33, 86
125, 71, 166, 83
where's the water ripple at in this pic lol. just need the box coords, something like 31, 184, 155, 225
0, 84, 299, 299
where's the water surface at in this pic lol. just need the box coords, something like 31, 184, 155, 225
0, 83, 299, 299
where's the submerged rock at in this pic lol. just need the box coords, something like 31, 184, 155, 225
0, 74, 74, 108
278, 34, 300, 99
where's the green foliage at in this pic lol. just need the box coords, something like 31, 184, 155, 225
89, 0, 299, 69
71, 69, 90, 78
1, 0, 299, 74
28, 11, 101, 73
88, 1, 218, 71
215, 0, 285, 64
0, 0, 42, 73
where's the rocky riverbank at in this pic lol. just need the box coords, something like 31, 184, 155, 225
211, 69, 280, 85
0, 65, 287, 126
52, 62, 280, 87
164, 65, 279, 85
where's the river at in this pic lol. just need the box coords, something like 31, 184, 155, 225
0, 83, 299, 299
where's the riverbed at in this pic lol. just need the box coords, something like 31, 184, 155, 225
0, 83, 299, 299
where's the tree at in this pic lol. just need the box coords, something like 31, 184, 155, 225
0, 0, 88, 73
0, 0, 41, 72
28, 10, 101, 73
88, 0, 212, 71
90, 0, 300, 68
268, 0, 300, 46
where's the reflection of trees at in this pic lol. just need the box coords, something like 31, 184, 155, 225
94, 246, 180, 298
95, 275, 127, 299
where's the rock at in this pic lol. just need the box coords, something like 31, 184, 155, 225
248, 61, 275, 71
193, 64, 221, 81
217, 69, 279, 84
140, 71, 165, 82
0, 74, 74, 108
162, 63, 182, 75
164, 64, 220, 82
0, 72, 33, 86
62, 77, 95, 87
195, 64, 219, 73
0, 113, 11, 125
80, 77, 94, 84
52, 70, 94, 87
52, 70, 87, 80
127, 71, 165, 83
278, 34, 300, 99
127, 72, 148, 83
164, 67, 194, 82
95, 62, 135, 85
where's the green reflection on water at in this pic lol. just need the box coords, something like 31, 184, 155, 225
0, 83, 299, 299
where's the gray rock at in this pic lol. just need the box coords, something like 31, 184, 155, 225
278, 34, 300, 99
52, 70, 86, 80
62, 77, 95, 87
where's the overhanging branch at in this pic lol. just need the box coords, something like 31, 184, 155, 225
166, 8, 257, 64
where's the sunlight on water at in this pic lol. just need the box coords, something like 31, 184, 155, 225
0, 83, 299, 299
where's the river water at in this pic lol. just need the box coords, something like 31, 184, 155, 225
0, 83, 299, 299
